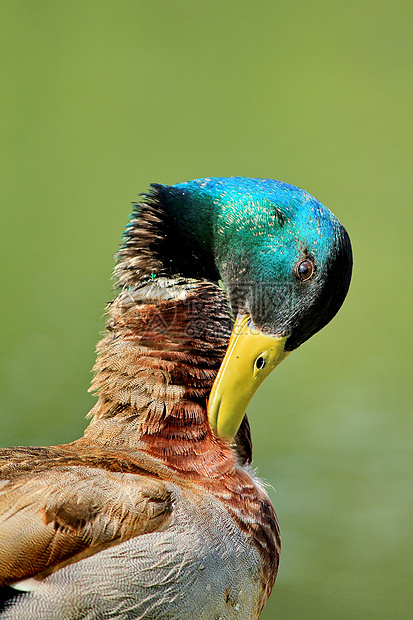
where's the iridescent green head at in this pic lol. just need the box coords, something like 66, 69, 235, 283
123, 177, 352, 440
165, 176, 352, 351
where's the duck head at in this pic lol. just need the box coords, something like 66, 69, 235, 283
132, 177, 353, 442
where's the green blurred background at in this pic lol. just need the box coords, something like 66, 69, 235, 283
1, 1, 412, 618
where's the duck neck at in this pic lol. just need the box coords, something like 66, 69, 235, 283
84, 188, 253, 473
85, 276, 240, 473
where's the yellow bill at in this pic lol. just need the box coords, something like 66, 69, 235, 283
208, 313, 289, 441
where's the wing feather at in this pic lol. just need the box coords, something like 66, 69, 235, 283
0, 461, 172, 586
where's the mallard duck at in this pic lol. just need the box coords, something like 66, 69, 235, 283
0, 177, 352, 619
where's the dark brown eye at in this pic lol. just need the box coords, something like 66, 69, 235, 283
297, 259, 314, 281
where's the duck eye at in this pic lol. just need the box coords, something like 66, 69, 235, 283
297, 259, 314, 281
256, 357, 266, 370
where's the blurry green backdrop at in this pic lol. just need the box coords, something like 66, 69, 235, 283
1, 1, 412, 618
